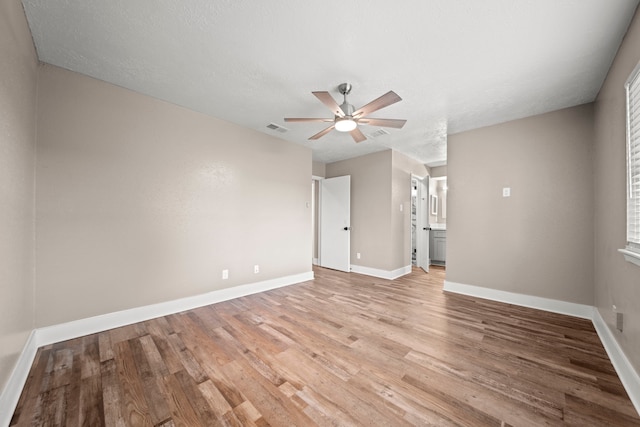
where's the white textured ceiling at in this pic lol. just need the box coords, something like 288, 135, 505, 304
21, 0, 639, 165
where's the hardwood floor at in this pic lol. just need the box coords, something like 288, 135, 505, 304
10, 266, 640, 426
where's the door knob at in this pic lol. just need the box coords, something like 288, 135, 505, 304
344, 227, 351, 231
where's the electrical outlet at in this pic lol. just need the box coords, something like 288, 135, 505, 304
222, 269, 229, 280
357, 252, 361, 259
254, 265, 260, 274
502, 187, 511, 197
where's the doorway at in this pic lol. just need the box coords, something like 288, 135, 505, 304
411, 175, 430, 272
312, 175, 351, 272
312, 178, 319, 265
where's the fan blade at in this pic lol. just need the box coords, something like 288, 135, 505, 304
350, 127, 366, 143
313, 91, 345, 117
284, 118, 334, 122
353, 91, 402, 118
357, 118, 407, 129
309, 124, 335, 140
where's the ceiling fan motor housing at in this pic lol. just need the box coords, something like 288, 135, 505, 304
339, 101, 355, 117
338, 83, 355, 117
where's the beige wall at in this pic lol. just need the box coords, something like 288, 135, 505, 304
326, 150, 392, 270
35, 64, 312, 327
0, 0, 38, 394
327, 151, 393, 270
448, 104, 595, 305
594, 7, 640, 371
430, 165, 447, 178
312, 161, 326, 178
326, 150, 427, 272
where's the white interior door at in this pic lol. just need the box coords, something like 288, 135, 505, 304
319, 175, 351, 272
416, 177, 430, 272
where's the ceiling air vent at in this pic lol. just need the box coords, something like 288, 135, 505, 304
368, 128, 390, 139
266, 123, 289, 133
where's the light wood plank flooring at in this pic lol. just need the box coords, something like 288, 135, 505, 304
10, 266, 640, 426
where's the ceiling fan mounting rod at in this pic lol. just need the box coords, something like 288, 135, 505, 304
337, 83, 355, 116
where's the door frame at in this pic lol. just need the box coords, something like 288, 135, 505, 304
311, 175, 323, 266
411, 174, 430, 272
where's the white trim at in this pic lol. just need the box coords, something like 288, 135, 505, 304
619, 248, 640, 268
592, 309, 640, 415
350, 264, 412, 280
443, 280, 594, 319
312, 257, 319, 266
0, 331, 38, 427
625, 60, 640, 248
4, 273, 639, 423
0, 271, 313, 425
36, 271, 314, 346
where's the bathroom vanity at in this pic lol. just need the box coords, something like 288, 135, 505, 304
430, 228, 446, 266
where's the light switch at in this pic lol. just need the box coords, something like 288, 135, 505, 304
503, 187, 511, 197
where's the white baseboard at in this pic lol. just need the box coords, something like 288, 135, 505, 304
443, 280, 594, 319
444, 279, 640, 416
37, 271, 314, 346
592, 308, 640, 415
350, 264, 412, 280
312, 258, 319, 266
4, 273, 638, 424
0, 330, 38, 427
0, 271, 313, 426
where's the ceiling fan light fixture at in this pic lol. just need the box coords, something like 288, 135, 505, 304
335, 117, 357, 132
284, 83, 405, 142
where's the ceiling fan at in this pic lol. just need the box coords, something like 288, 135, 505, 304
284, 83, 407, 143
